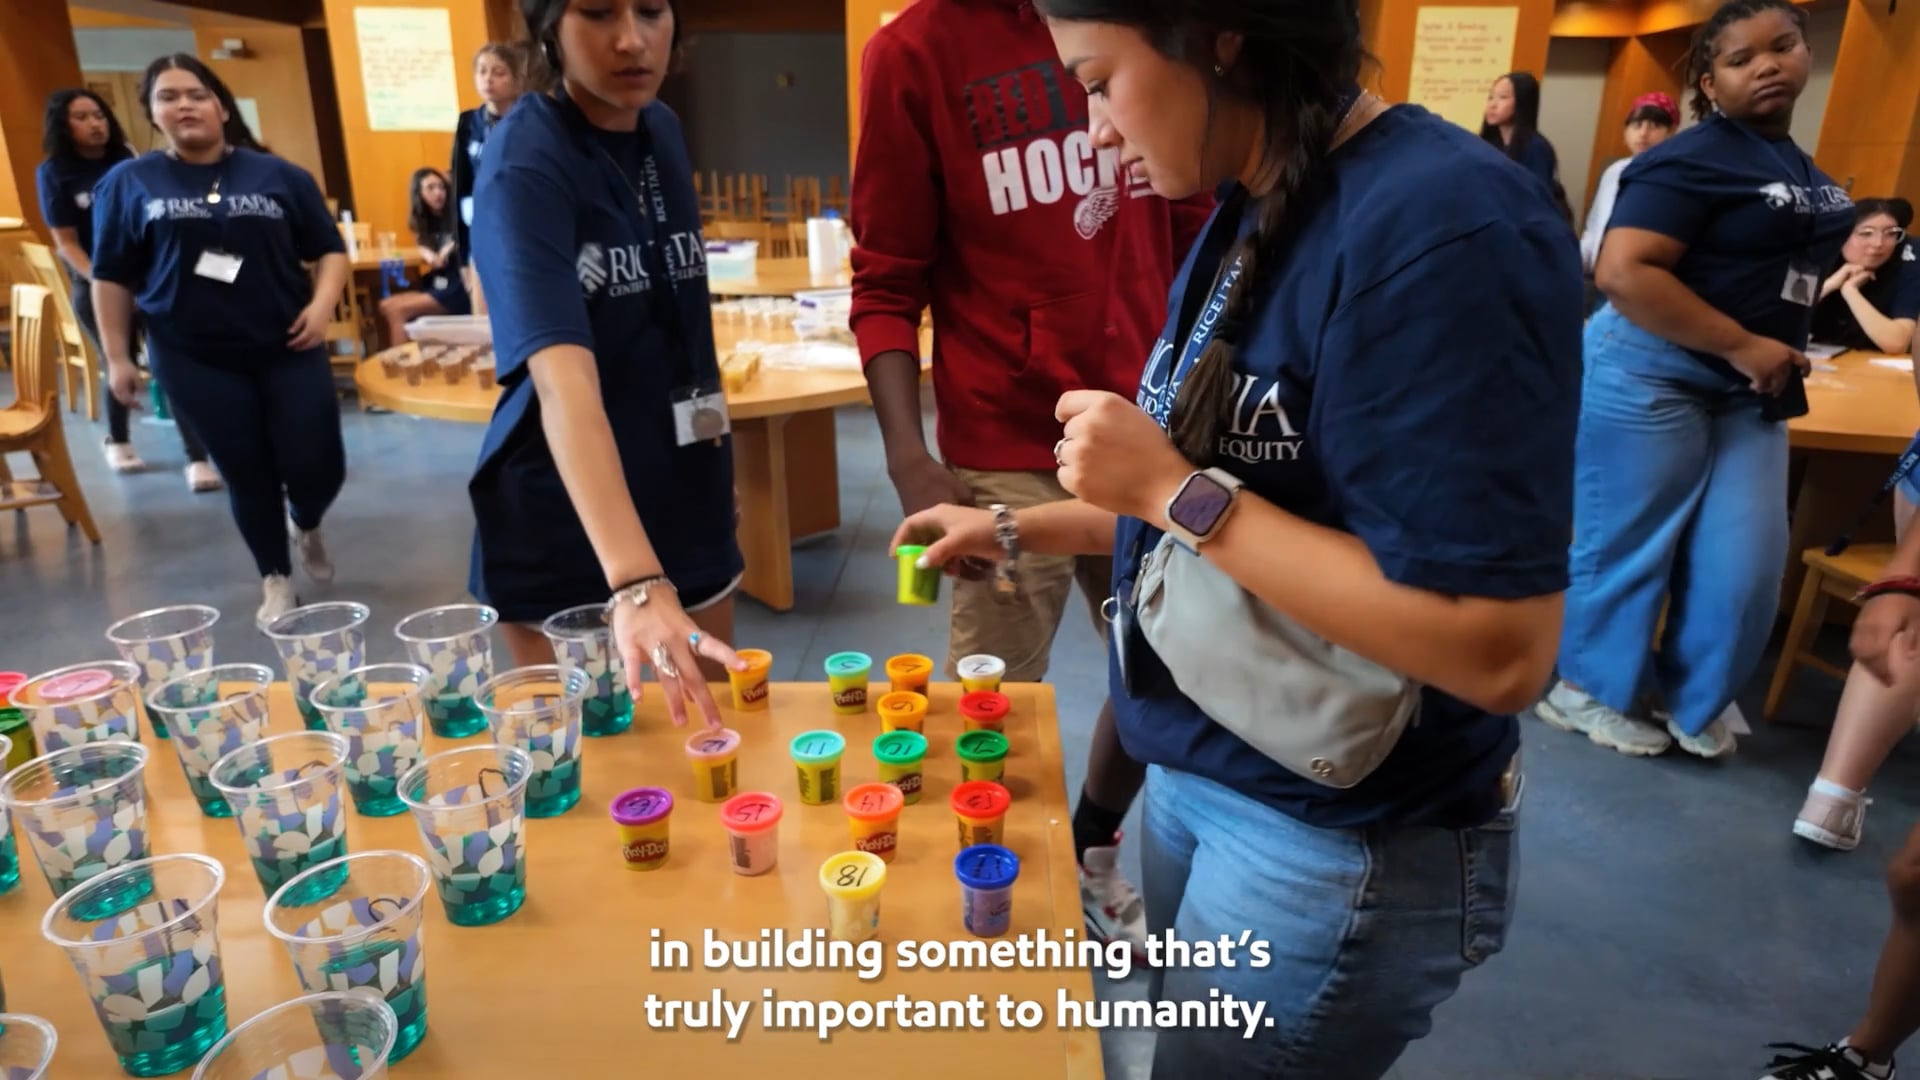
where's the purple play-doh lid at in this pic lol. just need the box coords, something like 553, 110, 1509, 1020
612, 787, 673, 826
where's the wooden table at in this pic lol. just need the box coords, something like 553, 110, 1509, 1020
355, 323, 926, 613
709, 257, 849, 298
0, 682, 1100, 1077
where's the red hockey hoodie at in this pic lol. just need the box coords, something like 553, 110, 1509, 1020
850, 0, 1212, 472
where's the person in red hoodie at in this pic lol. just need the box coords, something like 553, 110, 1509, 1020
850, 0, 1208, 952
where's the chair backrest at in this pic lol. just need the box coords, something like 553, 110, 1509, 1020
19, 242, 89, 352
9, 283, 56, 412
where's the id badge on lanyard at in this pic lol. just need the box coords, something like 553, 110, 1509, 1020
1746, 123, 1822, 307
191, 172, 243, 283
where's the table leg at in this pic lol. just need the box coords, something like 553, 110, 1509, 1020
1783, 448, 1896, 617
734, 415, 796, 612
785, 409, 841, 539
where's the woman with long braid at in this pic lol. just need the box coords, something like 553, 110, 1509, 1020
890, 0, 1581, 1072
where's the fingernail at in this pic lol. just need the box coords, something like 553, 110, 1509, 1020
915, 555, 931, 569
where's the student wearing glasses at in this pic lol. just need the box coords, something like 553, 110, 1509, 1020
1811, 198, 1919, 356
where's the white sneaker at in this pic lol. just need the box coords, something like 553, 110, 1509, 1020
103, 440, 145, 473
1794, 782, 1869, 851
1534, 680, 1672, 756
1668, 716, 1736, 758
185, 461, 222, 493
256, 574, 298, 629
1081, 837, 1148, 958
290, 518, 334, 584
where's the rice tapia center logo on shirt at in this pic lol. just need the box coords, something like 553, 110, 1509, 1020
576, 240, 655, 298
1758, 181, 1852, 214
147, 196, 212, 222
221, 194, 284, 220
963, 60, 1151, 239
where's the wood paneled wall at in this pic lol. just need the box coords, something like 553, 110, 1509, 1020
194, 22, 328, 185
1814, 0, 1920, 199
843, 0, 901, 173
1579, 28, 1689, 204
0, 0, 86, 232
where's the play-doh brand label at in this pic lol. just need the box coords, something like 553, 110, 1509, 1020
833, 687, 867, 709
623, 839, 669, 863
894, 772, 922, 797
854, 831, 897, 855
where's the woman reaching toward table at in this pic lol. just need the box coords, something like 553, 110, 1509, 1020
894, 0, 1581, 1071
469, 0, 745, 729
1538, 0, 1853, 759
1811, 198, 1919, 355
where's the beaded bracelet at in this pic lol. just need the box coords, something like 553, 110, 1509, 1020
1854, 575, 1920, 603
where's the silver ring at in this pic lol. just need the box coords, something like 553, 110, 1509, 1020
650, 643, 679, 680
1053, 437, 1068, 468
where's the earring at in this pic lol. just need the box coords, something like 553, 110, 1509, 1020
1213, 63, 1225, 75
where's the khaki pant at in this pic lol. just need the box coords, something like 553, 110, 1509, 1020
947, 467, 1111, 682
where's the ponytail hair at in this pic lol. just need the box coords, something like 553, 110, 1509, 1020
1031, 0, 1364, 464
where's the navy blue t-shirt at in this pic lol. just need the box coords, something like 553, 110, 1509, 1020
1810, 241, 1920, 351
1113, 105, 1581, 829
36, 152, 128, 271
90, 149, 344, 364
468, 93, 741, 620
1514, 132, 1558, 192
1608, 113, 1851, 361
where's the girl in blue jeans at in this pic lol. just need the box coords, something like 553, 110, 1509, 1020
1539, 0, 1853, 759
892, 0, 1582, 1071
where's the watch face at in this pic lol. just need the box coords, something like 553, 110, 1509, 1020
1170, 475, 1232, 537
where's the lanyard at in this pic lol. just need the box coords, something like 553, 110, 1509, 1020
1160, 188, 1253, 411
1827, 435, 1920, 555
1727, 115, 1818, 249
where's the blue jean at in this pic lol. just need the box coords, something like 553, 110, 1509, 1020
1140, 765, 1518, 1079
1557, 306, 1789, 735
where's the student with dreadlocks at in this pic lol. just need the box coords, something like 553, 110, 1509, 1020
1539, 0, 1853, 759
888, 0, 1581, 1070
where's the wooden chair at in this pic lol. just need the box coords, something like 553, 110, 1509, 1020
1763, 544, 1896, 720
20, 243, 100, 421
0, 284, 100, 542
325, 272, 368, 370
707, 221, 774, 248
781, 220, 808, 260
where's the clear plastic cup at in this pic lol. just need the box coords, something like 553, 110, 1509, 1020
823, 652, 871, 715
611, 787, 673, 871
956, 654, 1006, 693
956, 729, 1009, 784
15, 660, 143, 750
0, 732, 17, 896
309, 664, 430, 818
873, 730, 928, 806
0, 1012, 56, 1079
885, 653, 933, 695
264, 603, 371, 734
145, 663, 274, 818
41, 854, 228, 1077
729, 648, 773, 711
685, 727, 741, 803
720, 792, 781, 876
844, 782, 905, 863
189, 989, 397, 1080
951, 780, 1012, 851
210, 731, 351, 901
106, 605, 220, 743
263, 852, 432, 1063
819, 851, 887, 942
541, 603, 633, 737
393, 604, 497, 739
789, 730, 846, 806
877, 690, 928, 734
959, 690, 1011, 733
955, 844, 1020, 938
0, 740, 150, 907
398, 745, 532, 926
476, 665, 586, 819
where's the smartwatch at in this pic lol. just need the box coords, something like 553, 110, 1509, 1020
1163, 467, 1244, 548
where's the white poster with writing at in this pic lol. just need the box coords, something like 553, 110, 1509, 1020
1407, 6, 1520, 132
354, 6, 460, 132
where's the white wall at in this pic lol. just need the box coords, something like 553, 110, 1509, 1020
1540, 37, 1612, 220
1791, 3, 1847, 156
73, 28, 197, 72
669, 33, 850, 186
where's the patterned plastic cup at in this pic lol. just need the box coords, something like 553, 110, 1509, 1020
106, 605, 220, 742
476, 666, 585, 819
398, 745, 532, 927
541, 604, 632, 737
263, 852, 432, 1063
15, 661, 143, 751
40, 854, 228, 1077
145, 664, 274, 818
189, 989, 396, 1080
0, 1013, 56, 1079
0, 740, 149, 911
0, 733, 17, 897
308, 665, 429, 819
210, 732, 351, 901
393, 605, 496, 739
264, 603, 371, 734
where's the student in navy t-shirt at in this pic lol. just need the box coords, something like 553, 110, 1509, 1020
1540, 0, 1852, 760
90, 54, 349, 629
450, 42, 524, 272
1811, 198, 1920, 355
470, 0, 747, 729
1481, 71, 1569, 216
892, 0, 1579, 1073
376, 166, 468, 346
36, 87, 214, 484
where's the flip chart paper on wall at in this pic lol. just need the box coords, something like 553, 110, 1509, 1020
354, 6, 460, 132
1408, 6, 1520, 132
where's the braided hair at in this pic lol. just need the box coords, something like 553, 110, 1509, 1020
1686, 0, 1807, 121
1030, 0, 1364, 464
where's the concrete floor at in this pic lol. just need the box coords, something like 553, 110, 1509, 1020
3, 395, 1916, 1080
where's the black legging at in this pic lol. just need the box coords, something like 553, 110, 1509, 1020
148, 344, 346, 577
71, 282, 208, 459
